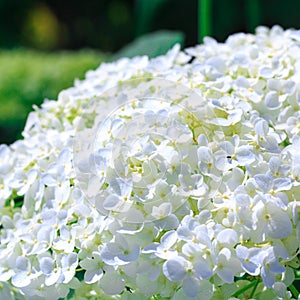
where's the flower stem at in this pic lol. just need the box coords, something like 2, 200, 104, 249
289, 284, 300, 298
249, 279, 259, 298
75, 267, 84, 272
232, 279, 258, 298
198, 0, 212, 43
245, 0, 261, 32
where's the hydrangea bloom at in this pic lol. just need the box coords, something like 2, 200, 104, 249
0, 25, 300, 299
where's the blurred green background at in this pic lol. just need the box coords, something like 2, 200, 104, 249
1, 0, 300, 144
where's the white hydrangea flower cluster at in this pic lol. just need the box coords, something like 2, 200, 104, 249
0, 25, 300, 299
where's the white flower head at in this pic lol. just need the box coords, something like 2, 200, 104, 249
1, 26, 300, 300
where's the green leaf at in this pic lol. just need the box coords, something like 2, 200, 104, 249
111, 30, 184, 60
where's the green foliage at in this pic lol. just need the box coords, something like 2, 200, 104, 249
112, 30, 184, 60
135, 0, 171, 37
0, 49, 106, 143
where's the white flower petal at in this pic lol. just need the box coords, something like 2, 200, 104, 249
84, 268, 103, 284
217, 267, 235, 284
103, 195, 120, 210
261, 266, 275, 288
16, 257, 30, 272
265, 91, 280, 110
160, 230, 177, 248
40, 257, 53, 275
267, 203, 292, 239
163, 257, 187, 282
45, 270, 61, 286
99, 272, 125, 295
136, 274, 158, 295
254, 174, 272, 192
194, 260, 213, 279
183, 275, 200, 298
12, 272, 31, 288
216, 229, 238, 247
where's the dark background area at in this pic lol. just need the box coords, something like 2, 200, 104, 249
1, 0, 300, 144
1, 0, 300, 52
